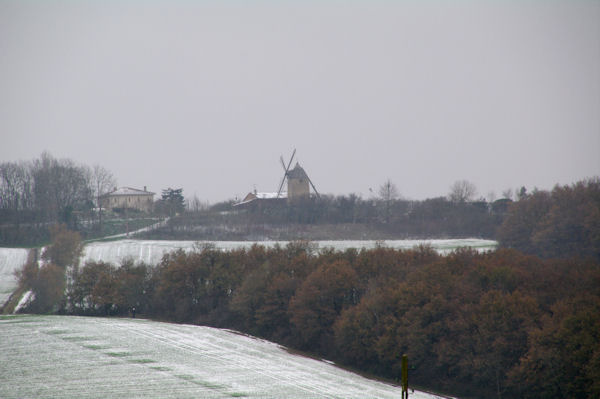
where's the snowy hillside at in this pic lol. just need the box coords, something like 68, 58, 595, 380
0, 315, 449, 399
82, 238, 497, 267
0, 239, 495, 308
0, 248, 28, 306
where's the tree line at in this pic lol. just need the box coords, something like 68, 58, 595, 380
0, 152, 116, 245
150, 177, 600, 258
16, 225, 599, 399
155, 193, 507, 241
497, 178, 600, 260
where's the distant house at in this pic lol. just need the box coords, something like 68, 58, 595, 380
99, 186, 155, 212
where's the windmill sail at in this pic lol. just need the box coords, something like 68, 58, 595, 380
277, 149, 296, 198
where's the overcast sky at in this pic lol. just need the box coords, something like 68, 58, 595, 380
1, 1, 599, 203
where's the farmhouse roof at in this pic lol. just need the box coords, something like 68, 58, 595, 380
254, 192, 286, 199
101, 187, 155, 198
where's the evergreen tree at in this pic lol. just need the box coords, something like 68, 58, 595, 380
161, 187, 185, 216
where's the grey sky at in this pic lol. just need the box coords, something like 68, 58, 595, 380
1, 1, 599, 203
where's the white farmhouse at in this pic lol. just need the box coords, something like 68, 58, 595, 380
99, 187, 155, 212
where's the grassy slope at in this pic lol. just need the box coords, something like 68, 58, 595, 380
0, 315, 446, 399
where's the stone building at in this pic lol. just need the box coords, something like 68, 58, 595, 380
287, 163, 310, 201
99, 187, 155, 212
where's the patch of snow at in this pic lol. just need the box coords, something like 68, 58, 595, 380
0, 315, 452, 398
81, 238, 497, 267
85, 218, 169, 242
14, 290, 34, 313
254, 192, 285, 199
0, 248, 29, 307
82, 239, 198, 266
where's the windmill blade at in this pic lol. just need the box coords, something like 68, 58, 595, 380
280, 156, 287, 172
286, 149, 296, 172
277, 156, 288, 196
276, 155, 288, 197
276, 174, 286, 197
276, 175, 286, 198
307, 175, 320, 199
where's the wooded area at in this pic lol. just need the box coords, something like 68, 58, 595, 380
16, 221, 600, 398
497, 178, 600, 260
0, 153, 116, 245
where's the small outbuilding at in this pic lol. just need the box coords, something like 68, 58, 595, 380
235, 191, 287, 208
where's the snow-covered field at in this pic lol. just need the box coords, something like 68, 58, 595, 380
0, 248, 29, 306
1, 238, 495, 309
82, 238, 497, 266
0, 315, 448, 399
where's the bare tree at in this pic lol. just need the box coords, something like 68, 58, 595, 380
0, 161, 34, 212
1, 154, 117, 235
187, 194, 208, 213
502, 188, 513, 200
448, 180, 477, 203
516, 186, 528, 201
32, 152, 92, 225
378, 179, 399, 223
90, 164, 117, 229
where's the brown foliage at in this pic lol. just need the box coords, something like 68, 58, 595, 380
60, 240, 600, 398
508, 295, 600, 399
289, 259, 358, 352
332, 248, 599, 398
42, 224, 83, 268
29, 263, 66, 313
498, 178, 600, 260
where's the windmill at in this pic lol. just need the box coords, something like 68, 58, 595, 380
276, 149, 320, 199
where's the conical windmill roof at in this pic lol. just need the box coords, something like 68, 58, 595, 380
287, 162, 308, 179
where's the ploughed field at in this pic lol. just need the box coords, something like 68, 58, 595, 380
0, 315, 447, 399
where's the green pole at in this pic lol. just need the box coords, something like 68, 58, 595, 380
401, 354, 408, 399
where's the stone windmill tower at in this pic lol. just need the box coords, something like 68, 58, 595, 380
277, 149, 319, 202
287, 163, 310, 200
